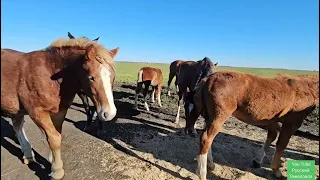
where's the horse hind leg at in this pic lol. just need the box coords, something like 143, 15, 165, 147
174, 89, 183, 124
143, 82, 151, 111
12, 114, 35, 165
156, 85, 162, 108
151, 86, 156, 103
253, 122, 279, 168
134, 82, 143, 110
271, 118, 304, 179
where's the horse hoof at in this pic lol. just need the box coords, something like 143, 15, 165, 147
23, 157, 34, 165
190, 132, 197, 138
83, 126, 92, 132
96, 130, 105, 138
273, 169, 282, 179
49, 170, 65, 180
208, 162, 215, 171
252, 159, 261, 168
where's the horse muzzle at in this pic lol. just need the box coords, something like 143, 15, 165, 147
98, 106, 117, 121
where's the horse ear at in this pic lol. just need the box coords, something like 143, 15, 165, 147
109, 47, 119, 57
85, 44, 96, 61
92, 37, 100, 42
214, 62, 218, 67
68, 32, 75, 39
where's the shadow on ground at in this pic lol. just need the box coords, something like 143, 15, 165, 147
1, 118, 51, 180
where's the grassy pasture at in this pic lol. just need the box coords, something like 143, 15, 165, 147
114, 61, 318, 84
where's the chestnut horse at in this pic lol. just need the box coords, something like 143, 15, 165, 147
185, 71, 319, 180
174, 57, 218, 125
167, 60, 185, 96
134, 67, 163, 111
1, 37, 119, 179
67, 31, 114, 132
1, 32, 105, 133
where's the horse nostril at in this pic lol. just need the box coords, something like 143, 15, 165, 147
102, 112, 108, 120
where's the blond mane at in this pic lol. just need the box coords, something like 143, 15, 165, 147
45, 38, 115, 66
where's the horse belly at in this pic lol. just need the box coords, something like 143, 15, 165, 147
232, 110, 273, 126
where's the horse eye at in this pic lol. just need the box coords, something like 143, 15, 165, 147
88, 76, 95, 82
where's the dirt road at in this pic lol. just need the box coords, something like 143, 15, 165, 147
1, 84, 319, 180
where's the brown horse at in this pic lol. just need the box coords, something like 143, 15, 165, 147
134, 67, 163, 111
1, 37, 119, 180
1, 32, 104, 133
174, 58, 218, 125
67, 31, 110, 132
167, 60, 185, 96
185, 71, 319, 180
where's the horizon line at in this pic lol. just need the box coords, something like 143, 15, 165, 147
114, 60, 319, 72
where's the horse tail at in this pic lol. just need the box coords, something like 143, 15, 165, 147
137, 69, 143, 83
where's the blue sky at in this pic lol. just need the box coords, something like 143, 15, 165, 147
1, 0, 319, 70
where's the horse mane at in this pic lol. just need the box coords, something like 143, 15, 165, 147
45, 38, 115, 68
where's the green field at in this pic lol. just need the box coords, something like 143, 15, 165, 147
114, 61, 318, 84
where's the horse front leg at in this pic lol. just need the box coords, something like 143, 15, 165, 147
78, 93, 93, 132
167, 72, 174, 96
31, 111, 64, 180
156, 85, 162, 108
184, 101, 199, 137
174, 89, 183, 124
197, 115, 226, 180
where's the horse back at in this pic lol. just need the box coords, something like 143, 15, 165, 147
139, 66, 163, 85
169, 60, 184, 75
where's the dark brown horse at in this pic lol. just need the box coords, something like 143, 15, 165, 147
134, 67, 163, 111
185, 71, 319, 180
174, 58, 218, 125
167, 60, 185, 96
1, 37, 119, 180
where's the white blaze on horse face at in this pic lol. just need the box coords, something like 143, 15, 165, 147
99, 64, 117, 120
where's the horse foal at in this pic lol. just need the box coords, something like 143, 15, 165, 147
134, 67, 163, 111
186, 71, 319, 180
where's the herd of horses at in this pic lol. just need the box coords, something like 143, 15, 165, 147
1, 32, 319, 180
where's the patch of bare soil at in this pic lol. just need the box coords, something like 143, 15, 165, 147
1, 83, 319, 180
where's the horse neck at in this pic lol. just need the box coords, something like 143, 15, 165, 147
47, 47, 86, 71
300, 76, 319, 105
